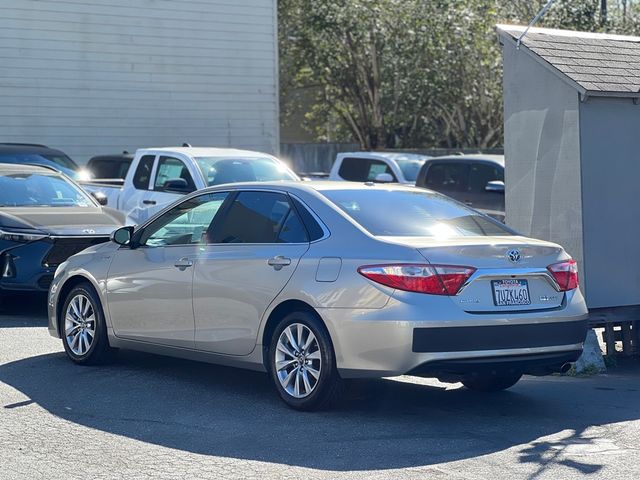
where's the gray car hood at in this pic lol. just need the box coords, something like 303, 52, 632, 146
0, 206, 122, 236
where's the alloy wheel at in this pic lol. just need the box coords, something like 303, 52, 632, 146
64, 293, 95, 356
275, 323, 322, 398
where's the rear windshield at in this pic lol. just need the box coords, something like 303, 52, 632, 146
0, 173, 94, 207
195, 157, 297, 186
322, 189, 513, 237
0, 153, 79, 178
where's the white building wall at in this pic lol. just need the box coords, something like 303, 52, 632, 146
0, 0, 279, 163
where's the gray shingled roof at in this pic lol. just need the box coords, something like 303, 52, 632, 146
498, 25, 640, 96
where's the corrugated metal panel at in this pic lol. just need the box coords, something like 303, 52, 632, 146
0, 0, 279, 162
502, 39, 585, 293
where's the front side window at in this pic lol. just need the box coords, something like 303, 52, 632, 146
0, 173, 93, 207
468, 163, 504, 193
425, 163, 470, 192
141, 192, 228, 246
195, 157, 297, 186
154, 156, 196, 193
132, 155, 155, 190
210, 191, 308, 244
338, 158, 395, 182
322, 189, 513, 237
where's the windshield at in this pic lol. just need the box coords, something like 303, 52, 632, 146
0, 173, 94, 207
395, 158, 428, 182
0, 153, 79, 179
195, 157, 297, 186
322, 189, 513, 237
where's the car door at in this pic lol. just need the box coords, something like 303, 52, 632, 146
193, 190, 310, 355
121, 154, 157, 225
107, 191, 230, 347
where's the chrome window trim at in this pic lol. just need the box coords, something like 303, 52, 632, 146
457, 268, 561, 295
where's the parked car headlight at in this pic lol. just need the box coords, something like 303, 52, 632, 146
0, 228, 49, 243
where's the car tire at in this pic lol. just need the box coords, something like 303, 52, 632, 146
268, 310, 343, 411
461, 373, 522, 392
61, 282, 116, 365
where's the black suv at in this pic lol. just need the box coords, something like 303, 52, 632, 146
0, 143, 81, 180
415, 154, 505, 222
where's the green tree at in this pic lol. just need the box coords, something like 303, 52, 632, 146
279, 0, 637, 150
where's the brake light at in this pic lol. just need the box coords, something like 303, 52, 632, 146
547, 259, 579, 291
357, 264, 476, 296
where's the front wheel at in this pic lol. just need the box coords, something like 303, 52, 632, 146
461, 373, 522, 392
268, 311, 343, 411
61, 282, 116, 365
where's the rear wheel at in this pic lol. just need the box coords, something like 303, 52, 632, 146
61, 283, 116, 365
268, 311, 343, 411
462, 373, 522, 392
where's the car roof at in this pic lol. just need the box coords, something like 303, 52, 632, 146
200, 180, 421, 196
88, 152, 134, 162
0, 143, 70, 157
138, 147, 277, 158
338, 151, 432, 161
0, 163, 62, 175
429, 154, 504, 166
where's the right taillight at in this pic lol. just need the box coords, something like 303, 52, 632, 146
547, 259, 579, 291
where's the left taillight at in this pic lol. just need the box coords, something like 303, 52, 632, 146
547, 259, 579, 291
357, 264, 476, 296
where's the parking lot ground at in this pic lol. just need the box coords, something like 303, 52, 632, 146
1, 295, 639, 480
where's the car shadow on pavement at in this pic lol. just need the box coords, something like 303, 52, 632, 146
0, 293, 48, 327
1, 348, 638, 473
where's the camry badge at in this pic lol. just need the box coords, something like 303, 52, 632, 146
83, 229, 96, 234
507, 249, 521, 263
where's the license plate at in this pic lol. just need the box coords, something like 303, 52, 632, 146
491, 279, 531, 307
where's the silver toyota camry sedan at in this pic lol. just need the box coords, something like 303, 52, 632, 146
48, 182, 588, 410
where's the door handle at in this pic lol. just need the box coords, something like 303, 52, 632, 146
174, 257, 193, 270
143, 200, 157, 205
268, 256, 291, 270
464, 201, 473, 206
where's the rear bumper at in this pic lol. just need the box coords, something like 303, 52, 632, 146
407, 350, 581, 381
319, 289, 589, 379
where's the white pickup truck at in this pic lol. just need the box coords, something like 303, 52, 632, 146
82, 147, 299, 225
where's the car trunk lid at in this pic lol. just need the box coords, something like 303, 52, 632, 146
379, 235, 568, 312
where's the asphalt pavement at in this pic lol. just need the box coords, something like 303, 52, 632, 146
1, 293, 639, 479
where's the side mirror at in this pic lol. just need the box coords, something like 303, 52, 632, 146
374, 172, 394, 183
90, 191, 108, 206
485, 180, 505, 193
111, 226, 134, 246
163, 178, 192, 193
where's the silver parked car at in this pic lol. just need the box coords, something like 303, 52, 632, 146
48, 182, 588, 410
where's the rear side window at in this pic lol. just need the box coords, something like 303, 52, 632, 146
291, 197, 325, 241
322, 189, 513, 237
211, 191, 308, 244
132, 155, 155, 190
425, 163, 470, 192
338, 158, 395, 182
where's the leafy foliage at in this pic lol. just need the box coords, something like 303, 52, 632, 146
280, 0, 636, 149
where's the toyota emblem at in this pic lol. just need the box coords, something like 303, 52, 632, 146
507, 249, 521, 263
